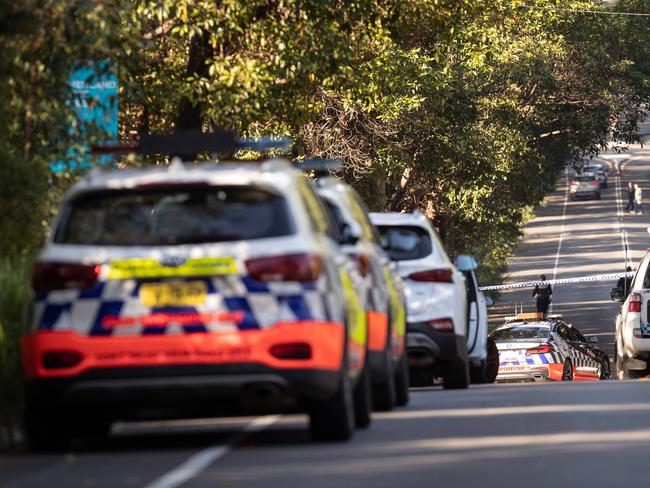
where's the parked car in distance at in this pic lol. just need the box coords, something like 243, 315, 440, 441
570, 173, 601, 200
583, 164, 608, 188
369, 211, 470, 389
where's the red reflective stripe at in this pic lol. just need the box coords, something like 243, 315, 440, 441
21, 321, 345, 379
367, 310, 388, 352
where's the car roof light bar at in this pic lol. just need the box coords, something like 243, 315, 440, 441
237, 136, 290, 152
91, 130, 290, 159
294, 158, 342, 176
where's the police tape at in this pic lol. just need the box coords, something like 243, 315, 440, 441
479, 271, 635, 291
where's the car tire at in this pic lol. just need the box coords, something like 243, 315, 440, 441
372, 347, 396, 411
599, 356, 611, 380
469, 360, 487, 384
485, 338, 499, 383
409, 367, 432, 387
353, 361, 372, 429
561, 359, 574, 381
309, 344, 355, 442
394, 350, 410, 407
442, 360, 470, 390
23, 404, 71, 452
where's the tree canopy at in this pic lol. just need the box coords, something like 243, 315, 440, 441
2, 0, 650, 280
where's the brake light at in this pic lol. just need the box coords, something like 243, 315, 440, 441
270, 342, 312, 360
349, 253, 371, 277
628, 293, 641, 313
591, 181, 600, 187
525, 344, 554, 355
570, 182, 578, 186
246, 254, 323, 282
32, 262, 101, 293
43, 351, 83, 369
427, 318, 454, 333
409, 269, 454, 283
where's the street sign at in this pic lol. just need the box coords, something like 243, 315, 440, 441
50, 62, 118, 173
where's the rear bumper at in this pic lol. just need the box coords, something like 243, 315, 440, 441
405, 322, 467, 368
24, 364, 339, 418
21, 321, 345, 379
496, 365, 550, 383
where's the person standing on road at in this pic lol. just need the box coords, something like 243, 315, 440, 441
625, 182, 635, 212
634, 183, 643, 215
532, 274, 552, 316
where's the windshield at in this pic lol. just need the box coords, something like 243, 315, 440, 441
375, 225, 432, 261
491, 326, 550, 341
55, 185, 294, 246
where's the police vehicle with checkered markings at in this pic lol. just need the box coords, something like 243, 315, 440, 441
491, 314, 610, 382
22, 153, 373, 448
314, 176, 408, 411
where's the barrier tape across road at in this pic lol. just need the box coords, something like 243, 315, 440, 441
479, 271, 635, 291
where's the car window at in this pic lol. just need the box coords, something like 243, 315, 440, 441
346, 191, 375, 241
298, 179, 336, 238
56, 186, 294, 246
564, 326, 585, 343
575, 175, 595, 182
491, 326, 550, 341
375, 225, 432, 261
631, 257, 650, 290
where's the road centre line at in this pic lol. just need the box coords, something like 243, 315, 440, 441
549, 166, 569, 312
142, 415, 279, 488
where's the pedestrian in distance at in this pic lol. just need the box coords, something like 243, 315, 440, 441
625, 181, 635, 212
634, 183, 643, 215
617, 266, 633, 300
532, 274, 552, 316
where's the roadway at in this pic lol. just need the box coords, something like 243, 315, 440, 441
2, 145, 650, 488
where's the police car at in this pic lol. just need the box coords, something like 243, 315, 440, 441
21, 134, 371, 448
314, 174, 408, 410
491, 313, 610, 382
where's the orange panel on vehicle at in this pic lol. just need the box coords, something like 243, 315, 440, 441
21, 321, 345, 379
367, 310, 388, 352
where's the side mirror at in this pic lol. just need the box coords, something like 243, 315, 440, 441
339, 223, 360, 246
455, 254, 479, 272
587, 335, 599, 344
610, 286, 624, 303
485, 296, 495, 307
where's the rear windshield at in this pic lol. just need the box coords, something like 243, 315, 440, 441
491, 326, 550, 341
584, 166, 602, 173
55, 185, 294, 246
574, 175, 595, 182
375, 225, 432, 261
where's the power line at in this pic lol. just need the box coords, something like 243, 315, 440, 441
518, 5, 650, 17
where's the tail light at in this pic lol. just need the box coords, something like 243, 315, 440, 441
628, 293, 641, 313
427, 318, 454, 333
526, 344, 554, 355
246, 254, 323, 282
43, 351, 83, 369
591, 181, 600, 187
409, 268, 454, 283
270, 342, 312, 360
570, 182, 578, 187
32, 262, 101, 293
349, 253, 371, 277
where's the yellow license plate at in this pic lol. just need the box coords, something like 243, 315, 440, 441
139, 281, 207, 307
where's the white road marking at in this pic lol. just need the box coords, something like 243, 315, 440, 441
142, 415, 279, 488
550, 167, 570, 312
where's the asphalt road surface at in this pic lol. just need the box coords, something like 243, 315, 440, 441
2, 145, 650, 488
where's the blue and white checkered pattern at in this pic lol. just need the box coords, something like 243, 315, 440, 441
498, 340, 601, 373
641, 323, 650, 336
31, 275, 337, 336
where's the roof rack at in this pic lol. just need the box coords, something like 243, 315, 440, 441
294, 158, 342, 176
504, 312, 563, 322
91, 130, 290, 160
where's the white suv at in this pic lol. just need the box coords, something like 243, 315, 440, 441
612, 252, 650, 379
22, 155, 372, 448
370, 211, 472, 389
